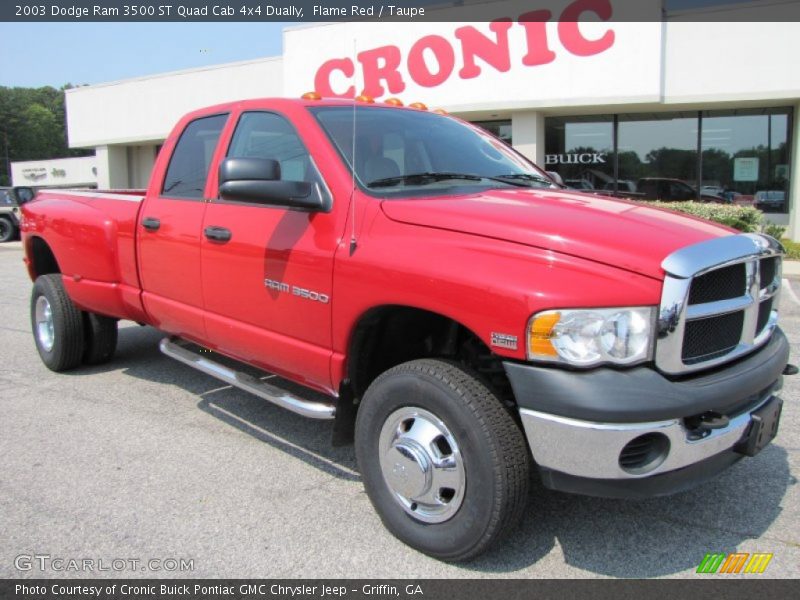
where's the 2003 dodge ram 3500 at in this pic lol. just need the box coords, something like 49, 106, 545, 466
21, 97, 792, 561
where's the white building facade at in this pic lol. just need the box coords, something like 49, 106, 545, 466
61, 0, 800, 237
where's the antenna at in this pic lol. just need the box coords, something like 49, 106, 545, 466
349, 37, 358, 256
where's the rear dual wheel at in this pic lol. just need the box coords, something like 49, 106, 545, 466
355, 359, 531, 561
31, 274, 118, 371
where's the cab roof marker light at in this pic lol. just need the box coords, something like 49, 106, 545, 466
409, 102, 428, 110
355, 94, 375, 103
301, 91, 322, 100
432, 108, 448, 115
385, 98, 404, 106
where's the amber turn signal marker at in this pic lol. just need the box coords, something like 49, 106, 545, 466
408, 102, 428, 110
384, 97, 404, 106
355, 94, 375, 103
529, 312, 560, 357
301, 91, 322, 100
432, 108, 448, 114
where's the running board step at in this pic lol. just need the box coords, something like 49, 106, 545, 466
159, 337, 336, 420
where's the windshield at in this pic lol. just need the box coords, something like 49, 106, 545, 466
310, 106, 555, 198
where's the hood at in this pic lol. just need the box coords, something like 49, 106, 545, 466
380, 189, 732, 280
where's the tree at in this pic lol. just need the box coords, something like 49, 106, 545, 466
0, 84, 91, 186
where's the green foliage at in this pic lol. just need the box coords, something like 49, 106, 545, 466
762, 222, 786, 240
780, 238, 800, 260
0, 84, 91, 186
639, 201, 764, 233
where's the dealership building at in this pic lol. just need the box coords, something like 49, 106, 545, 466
32, 0, 800, 238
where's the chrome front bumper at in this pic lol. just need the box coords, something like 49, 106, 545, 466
519, 393, 774, 481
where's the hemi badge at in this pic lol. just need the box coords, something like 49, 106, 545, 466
491, 333, 518, 350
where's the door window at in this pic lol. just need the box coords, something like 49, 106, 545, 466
162, 113, 228, 199
225, 111, 331, 206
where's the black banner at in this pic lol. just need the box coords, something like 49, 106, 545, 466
2, 0, 800, 22
2, 580, 800, 600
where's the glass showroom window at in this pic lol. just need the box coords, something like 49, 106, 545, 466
617, 112, 699, 201
473, 120, 512, 144
702, 108, 792, 213
543, 115, 614, 191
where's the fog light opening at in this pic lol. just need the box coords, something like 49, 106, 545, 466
618, 433, 670, 475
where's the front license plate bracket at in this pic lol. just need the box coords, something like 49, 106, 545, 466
734, 397, 783, 457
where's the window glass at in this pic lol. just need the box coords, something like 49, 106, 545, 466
473, 120, 512, 144
225, 111, 332, 207
617, 112, 698, 200
0, 190, 12, 205
544, 116, 613, 191
228, 112, 313, 181
162, 114, 227, 199
312, 106, 552, 198
15, 187, 34, 204
702, 108, 791, 212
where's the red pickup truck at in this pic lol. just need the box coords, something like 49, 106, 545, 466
20, 97, 791, 561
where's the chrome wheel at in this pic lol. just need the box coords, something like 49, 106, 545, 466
378, 406, 465, 523
35, 296, 55, 352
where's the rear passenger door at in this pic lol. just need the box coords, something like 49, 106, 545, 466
138, 113, 228, 341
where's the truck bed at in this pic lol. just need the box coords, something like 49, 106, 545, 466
23, 188, 148, 323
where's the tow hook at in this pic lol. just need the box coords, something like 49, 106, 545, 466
783, 364, 798, 376
685, 412, 730, 440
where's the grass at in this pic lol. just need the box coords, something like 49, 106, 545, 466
781, 239, 800, 260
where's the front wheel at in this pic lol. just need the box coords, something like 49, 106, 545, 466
31, 274, 85, 371
355, 359, 531, 561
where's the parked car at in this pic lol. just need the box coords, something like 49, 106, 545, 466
755, 190, 786, 212
565, 178, 594, 190
603, 180, 637, 193
637, 178, 725, 202
20, 97, 791, 561
0, 186, 35, 242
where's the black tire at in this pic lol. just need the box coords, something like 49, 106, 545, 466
355, 358, 530, 561
30, 274, 85, 372
82, 312, 118, 365
0, 217, 16, 243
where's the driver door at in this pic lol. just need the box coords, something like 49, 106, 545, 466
200, 110, 339, 392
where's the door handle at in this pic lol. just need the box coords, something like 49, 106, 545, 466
204, 226, 232, 243
141, 217, 160, 231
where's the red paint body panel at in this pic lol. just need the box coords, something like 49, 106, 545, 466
20, 98, 734, 397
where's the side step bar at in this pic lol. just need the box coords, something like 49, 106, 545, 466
159, 337, 336, 420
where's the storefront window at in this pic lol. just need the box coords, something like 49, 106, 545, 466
543, 107, 793, 212
617, 112, 698, 199
543, 116, 613, 190
702, 108, 791, 212
473, 120, 512, 144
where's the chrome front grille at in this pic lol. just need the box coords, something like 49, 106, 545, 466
656, 234, 783, 375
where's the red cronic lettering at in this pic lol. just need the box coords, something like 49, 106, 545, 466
407, 35, 455, 88
518, 10, 556, 66
454, 19, 514, 79
558, 0, 615, 57
314, 58, 355, 98
357, 45, 406, 97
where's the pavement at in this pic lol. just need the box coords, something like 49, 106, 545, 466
1, 239, 799, 579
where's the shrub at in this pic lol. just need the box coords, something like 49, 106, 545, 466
636, 201, 764, 233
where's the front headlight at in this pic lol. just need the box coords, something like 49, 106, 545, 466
527, 307, 656, 367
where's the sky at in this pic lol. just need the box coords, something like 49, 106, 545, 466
0, 22, 289, 88
0, 0, 757, 89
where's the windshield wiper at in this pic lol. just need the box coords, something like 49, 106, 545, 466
367, 172, 530, 188
492, 173, 554, 186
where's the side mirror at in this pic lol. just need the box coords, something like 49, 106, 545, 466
218, 157, 323, 211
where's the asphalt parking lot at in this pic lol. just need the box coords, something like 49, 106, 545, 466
1, 239, 799, 579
